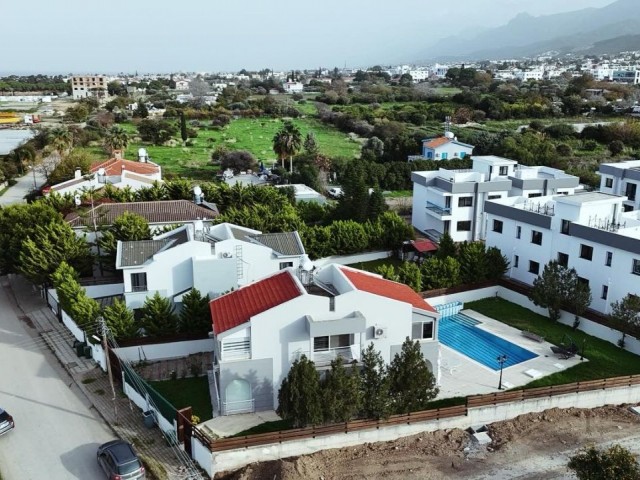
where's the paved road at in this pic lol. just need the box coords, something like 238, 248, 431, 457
0, 168, 47, 206
0, 280, 114, 479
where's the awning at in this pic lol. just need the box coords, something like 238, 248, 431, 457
411, 239, 438, 253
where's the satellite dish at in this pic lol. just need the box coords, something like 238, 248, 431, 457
300, 254, 314, 272
193, 185, 202, 196
97, 167, 106, 176
74, 194, 81, 206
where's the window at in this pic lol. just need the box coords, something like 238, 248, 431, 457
412, 320, 434, 340
528, 193, 542, 198
531, 230, 542, 245
633, 259, 640, 276
605, 251, 612, 267
459, 152, 466, 158
625, 182, 637, 201
279, 262, 294, 269
458, 196, 473, 207
488, 194, 501, 200
427, 152, 433, 159
557, 252, 569, 268
579, 244, 593, 261
441, 152, 448, 160
605, 177, 613, 188
456, 221, 471, 231
529, 261, 540, 275
444, 220, 450, 233
516, 226, 521, 239
624, 204, 634, 212
131, 273, 147, 292
493, 220, 503, 233
513, 255, 519, 268
578, 277, 589, 287
314, 334, 351, 351
601, 285, 609, 300
499, 166, 508, 175
561, 219, 570, 235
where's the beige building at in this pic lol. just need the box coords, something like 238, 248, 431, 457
71, 75, 108, 100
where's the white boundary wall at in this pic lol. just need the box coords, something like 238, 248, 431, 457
83, 283, 124, 298
210, 384, 640, 473
192, 437, 214, 478
122, 373, 177, 438
113, 339, 214, 363
314, 251, 392, 268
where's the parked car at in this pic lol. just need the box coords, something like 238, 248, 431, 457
97, 440, 145, 479
0, 407, 14, 436
327, 187, 343, 198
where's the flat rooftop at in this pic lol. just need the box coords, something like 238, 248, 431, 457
555, 191, 621, 205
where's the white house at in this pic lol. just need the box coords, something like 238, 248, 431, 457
282, 81, 304, 94
209, 265, 440, 416
46, 150, 162, 197
175, 80, 190, 91
116, 223, 308, 309
484, 192, 640, 314
598, 159, 640, 212
411, 156, 580, 242
413, 132, 474, 161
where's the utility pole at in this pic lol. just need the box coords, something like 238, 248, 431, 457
99, 316, 118, 422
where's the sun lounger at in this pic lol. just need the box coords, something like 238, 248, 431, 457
550, 344, 578, 359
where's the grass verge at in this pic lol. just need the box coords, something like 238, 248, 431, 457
467, 297, 640, 388
149, 377, 213, 422
139, 453, 168, 480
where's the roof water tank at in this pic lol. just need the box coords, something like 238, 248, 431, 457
444, 131, 455, 139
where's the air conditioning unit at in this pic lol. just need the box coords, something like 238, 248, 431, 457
374, 325, 387, 339
221, 252, 232, 258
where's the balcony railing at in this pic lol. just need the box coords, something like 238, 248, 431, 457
426, 201, 451, 216
132, 285, 148, 292
313, 346, 358, 366
222, 399, 254, 415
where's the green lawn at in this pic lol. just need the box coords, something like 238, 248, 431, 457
107, 117, 360, 179
467, 298, 640, 388
149, 377, 213, 422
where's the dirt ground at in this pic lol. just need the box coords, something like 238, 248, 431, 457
217, 405, 640, 480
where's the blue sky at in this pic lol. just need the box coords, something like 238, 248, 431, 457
1, 0, 615, 74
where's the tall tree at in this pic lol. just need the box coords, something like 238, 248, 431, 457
567, 275, 592, 330
568, 444, 640, 480
69, 291, 101, 331
103, 125, 130, 155
335, 158, 370, 222
435, 232, 457, 259
51, 262, 82, 314
140, 292, 179, 337
277, 355, 323, 427
529, 261, 571, 322
421, 256, 461, 289
321, 357, 362, 423
133, 101, 149, 118
609, 294, 640, 347
180, 110, 188, 145
48, 127, 73, 155
397, 261, 422, 292
179, 288, 212, 335
458, 241, 489, 284
303, 132, 319, 155
272, 121, 302, 173
388, 338, 439, 414
19, 221, 93, 285
8, 144, 36, 175
485, 246, 510, 280
102, 298, 138, 340
359, 343, 391, 420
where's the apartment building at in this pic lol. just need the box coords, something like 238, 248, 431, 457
411, 156, 579, 242
598, 159, 640, 212
71, 75, 108, 100
485, 192, 640, 314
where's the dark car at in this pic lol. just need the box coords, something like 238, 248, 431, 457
0, 407, 14, 436
97, 440, 145, 480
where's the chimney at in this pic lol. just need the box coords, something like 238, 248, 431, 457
113, 149, 122, 159
74, 168, 82, 179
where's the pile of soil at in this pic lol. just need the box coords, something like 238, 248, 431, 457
216, 405, 640, 480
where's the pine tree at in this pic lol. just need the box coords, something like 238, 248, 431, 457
140, 292, 178, 337
179, 288, 211, 335
397, 261, 423, 292
530, 261, 571, 322
435, 231, 457, 259
421, 256, 461, 289
360, 343, 391, 420
458, 241, 489, 284
366, 189, 387, 221
69, 292, 101, 331
277, 355, 323, 427
180, 110, 188, 145
303, 132, 319, 155
51, 262, 82, 313
321, 357, 362, 423
388, 338, 439, 414
102, 298, 138, 340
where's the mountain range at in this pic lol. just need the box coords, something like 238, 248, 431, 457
419, 0, 640, 61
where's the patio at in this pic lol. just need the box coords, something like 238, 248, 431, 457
436, 309, 584, 399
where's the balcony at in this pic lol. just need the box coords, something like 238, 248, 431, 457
426, 201, 452, 218
313, 346, 359, 367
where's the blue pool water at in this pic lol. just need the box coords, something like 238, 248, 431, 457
438, 313, 537, 371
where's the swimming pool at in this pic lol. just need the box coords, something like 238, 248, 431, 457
438, 313, 537, 371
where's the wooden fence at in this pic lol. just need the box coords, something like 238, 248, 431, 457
199, 374, 640, 453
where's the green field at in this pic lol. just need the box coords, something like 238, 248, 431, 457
149, 377, 213, 422
105, 117, 360, 179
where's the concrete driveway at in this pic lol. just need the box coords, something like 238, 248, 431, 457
0, 280, 115, 479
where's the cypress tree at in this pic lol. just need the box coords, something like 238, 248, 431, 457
360, 343, 391, 420
179, 288, 211, 335
322, 357, 362, 423
140, 292, 179, 337
277, 355, 322, 427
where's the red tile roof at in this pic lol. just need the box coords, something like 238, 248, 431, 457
340, 267, 436, 313
210, 270, 304, 335
422, 137, 452, 149
412, 239, 438, 253
91, 158, 160, 176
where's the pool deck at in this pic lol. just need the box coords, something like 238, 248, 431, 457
437, 309, 585, 399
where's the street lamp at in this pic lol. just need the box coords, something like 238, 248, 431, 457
497, 354, 508, 390
580, 339, 587, 361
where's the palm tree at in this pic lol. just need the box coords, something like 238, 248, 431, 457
272, 121, 302, 173
48, 127, 73, 155
8, 144, 36, 175
103, 125, 130, 156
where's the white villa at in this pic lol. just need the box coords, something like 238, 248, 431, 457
209, 265, 440, 416
598, 159, 640, 212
